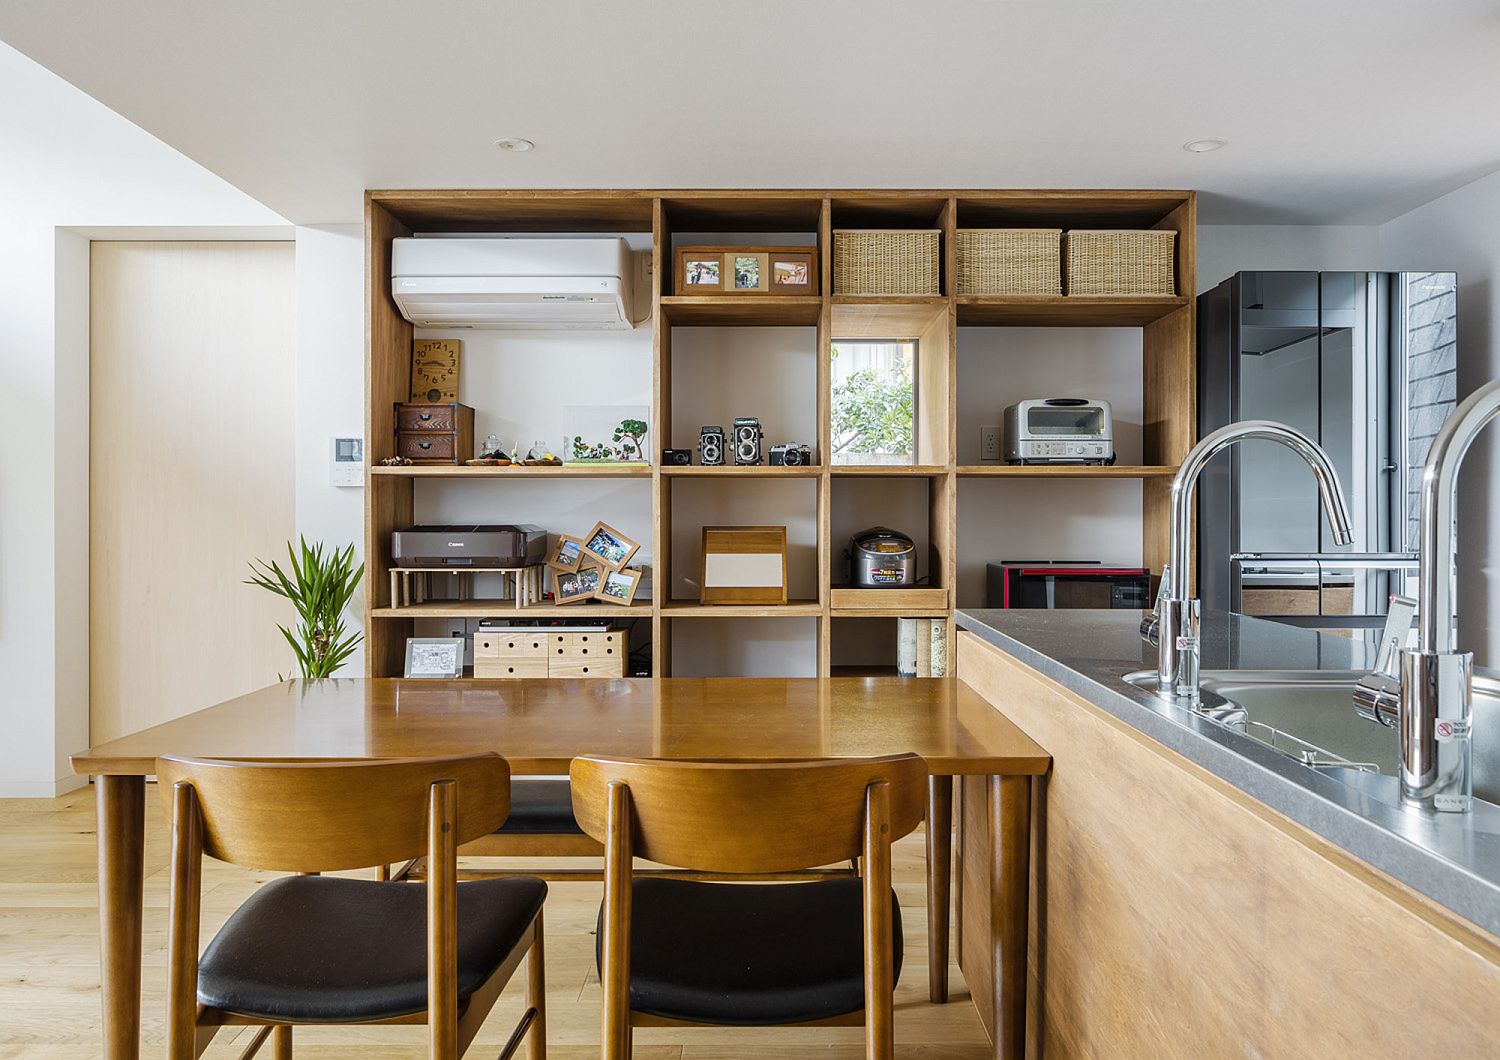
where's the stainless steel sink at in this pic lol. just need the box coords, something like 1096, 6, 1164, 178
1123, 668, 1500, 803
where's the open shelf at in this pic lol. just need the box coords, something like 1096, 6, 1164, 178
659, 295, 823, 327
660, 600, 823, 618
831, 465, 948, 477
661, 465, 822, 478
830, 665, 903, 678
829, 587, 950, 613
371, 600, 652, 619
957, 464, 1177, 478
371, 464, 652, 478
955, 294, 1188, 327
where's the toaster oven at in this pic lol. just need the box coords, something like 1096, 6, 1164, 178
987, 562, 1149, 609
1003, 397, 1115, 465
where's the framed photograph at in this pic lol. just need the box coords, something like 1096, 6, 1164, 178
555, 564, 604, 603
548, 534, 586, 573
676, 250, 723, 292
771, 251, 815, 293
594, 566, 642, 606
732, 252, 768, 292
580, 521, 640, 570
404, 637, 465, 678
674, 246, 817, 297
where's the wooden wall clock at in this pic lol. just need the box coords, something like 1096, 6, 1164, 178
410, 339, 461, 402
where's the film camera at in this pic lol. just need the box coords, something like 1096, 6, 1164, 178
769, 443, 812, 467
733, 417, 763, 465
699, 426, 725, 466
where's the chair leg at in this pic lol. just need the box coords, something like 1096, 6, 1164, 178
273, 1024, 292, 1059
527, 911, 547, 1060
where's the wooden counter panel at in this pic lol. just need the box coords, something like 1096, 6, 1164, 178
956, 631, 1500, 1057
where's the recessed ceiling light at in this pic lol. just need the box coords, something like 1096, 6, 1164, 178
1182, 137, 1228, 153
495, 138, 535, 153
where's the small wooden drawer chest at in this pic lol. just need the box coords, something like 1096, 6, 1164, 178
393, 402, 474, 464
474, 629, 625, 679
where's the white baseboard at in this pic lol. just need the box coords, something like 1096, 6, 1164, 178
0, 774, 90, 799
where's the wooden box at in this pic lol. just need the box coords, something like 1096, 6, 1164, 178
700, 526, 788, 605
394, 402, 474, 465
474, 628, 625, 679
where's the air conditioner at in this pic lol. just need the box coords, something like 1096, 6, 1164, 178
391, 237, 635, 330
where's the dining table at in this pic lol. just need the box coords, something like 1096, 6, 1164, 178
72, 675, 1050, 1059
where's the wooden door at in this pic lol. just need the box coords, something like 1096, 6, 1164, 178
89, 241, 295, 743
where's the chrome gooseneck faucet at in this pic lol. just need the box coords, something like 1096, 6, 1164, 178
1143, 420, 1354, 704
1354, 378, 1500, 813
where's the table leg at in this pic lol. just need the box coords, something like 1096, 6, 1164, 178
97, 774, 146, 1060
990, 775, 1030, 1060
926, 774, 953, 1003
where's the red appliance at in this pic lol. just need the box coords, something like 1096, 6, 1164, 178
987, 561, 1150, 610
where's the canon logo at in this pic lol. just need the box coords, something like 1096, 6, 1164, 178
447, 541, 465, 547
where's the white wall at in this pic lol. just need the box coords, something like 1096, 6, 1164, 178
1378, 170, 1500, 664
0, 42, 285, 795
1197, 225, 1381, 294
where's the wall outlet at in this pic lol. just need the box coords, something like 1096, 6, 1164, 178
980, 425, 1001, 462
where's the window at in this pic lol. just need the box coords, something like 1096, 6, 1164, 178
829, 340, 916, 466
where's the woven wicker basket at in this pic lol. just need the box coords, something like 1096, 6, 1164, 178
833, 230, 941, 295
1063, 230, 1176, 296
956, 229, 1062, 295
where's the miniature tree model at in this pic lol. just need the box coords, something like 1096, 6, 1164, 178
612, 418, 649, 461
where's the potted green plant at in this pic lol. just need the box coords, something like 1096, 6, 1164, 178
246, 538, 364, 679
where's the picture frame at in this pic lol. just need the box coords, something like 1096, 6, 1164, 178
731, 252, 769, 292
594, 566, 642, 606
547, 534, 586, 573
676, 250, 723, 292
555, 564, 604, 603
403, 637, 465, 678
770, 251, 816, 293
674, 246, 819, 297
580, 520, 640, 570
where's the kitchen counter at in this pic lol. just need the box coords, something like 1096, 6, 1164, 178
956, 607, 1500, 938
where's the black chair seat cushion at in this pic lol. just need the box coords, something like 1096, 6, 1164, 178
496, 778, 585, 835
197, 874, 546, 1023
596, 876, 902, 1026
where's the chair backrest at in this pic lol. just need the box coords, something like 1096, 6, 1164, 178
569, 755, 926, 873
155, 754, 511, 872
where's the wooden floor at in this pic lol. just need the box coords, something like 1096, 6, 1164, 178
0, 787, 992, 1058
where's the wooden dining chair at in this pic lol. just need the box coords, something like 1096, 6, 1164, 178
570, 754, 927, 1059
155, 753, 548, 1060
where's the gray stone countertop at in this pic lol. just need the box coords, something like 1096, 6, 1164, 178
956, 607, 1500, 938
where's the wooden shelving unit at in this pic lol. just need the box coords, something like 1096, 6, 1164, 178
956, 464, 1179, 478
363, 188, 1197, 679
371, 600, 651, 619
659, 465, 822, 478
370, 464, 652, 478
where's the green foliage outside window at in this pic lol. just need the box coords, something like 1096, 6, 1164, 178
830, 343, 915, 457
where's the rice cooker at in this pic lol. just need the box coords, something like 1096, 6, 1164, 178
847, 527, 917, 587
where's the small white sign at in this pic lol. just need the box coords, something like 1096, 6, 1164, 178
704, 552, 782, 587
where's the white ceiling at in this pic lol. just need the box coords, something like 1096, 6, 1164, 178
3, 0, 1500, 226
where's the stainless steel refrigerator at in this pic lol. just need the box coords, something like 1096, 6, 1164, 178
1197, 270, 1457, 629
